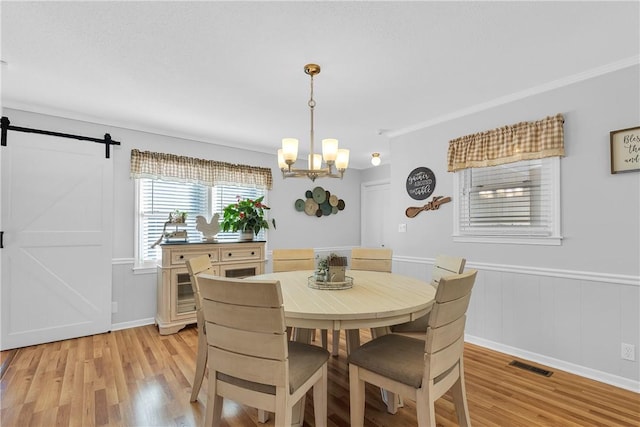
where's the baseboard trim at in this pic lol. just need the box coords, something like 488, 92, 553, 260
466, 334, 640, 394
111, 317, 156, 332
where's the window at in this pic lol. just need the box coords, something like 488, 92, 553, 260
453, 157, 561, 245
136, 178, 267, 264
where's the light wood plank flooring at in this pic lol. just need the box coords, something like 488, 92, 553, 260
1, 324, 638, 426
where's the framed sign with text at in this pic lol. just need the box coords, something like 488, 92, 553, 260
405, 167, 436, 200
610, 126, 640, 174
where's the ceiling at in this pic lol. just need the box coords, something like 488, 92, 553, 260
1, 1, 638, 169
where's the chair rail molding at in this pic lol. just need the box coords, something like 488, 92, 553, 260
393, 255, 640, 287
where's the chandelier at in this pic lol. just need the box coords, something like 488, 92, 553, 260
277, 63, 349, 181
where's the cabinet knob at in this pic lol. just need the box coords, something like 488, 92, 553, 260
227, 252, 232, 257
179, 255, 184, 259
208, 253, 212, 258
251, 251, 255, 255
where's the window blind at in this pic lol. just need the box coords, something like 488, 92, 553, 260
457, 158, 554, 236
140, 179, 208, 261
139, 179, 266, 261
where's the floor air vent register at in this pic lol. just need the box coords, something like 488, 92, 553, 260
509, 360, 553, 377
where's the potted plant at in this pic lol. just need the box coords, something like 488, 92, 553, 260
220, 195, 276, 240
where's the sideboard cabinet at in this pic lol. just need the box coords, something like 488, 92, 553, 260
156, 241, 265, 335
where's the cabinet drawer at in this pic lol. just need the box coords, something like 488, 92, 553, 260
170, 249, 219, 266
220, 261, 263, 278
220, 246, 262, 262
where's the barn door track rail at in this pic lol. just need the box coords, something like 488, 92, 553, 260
1, 116, 120, 159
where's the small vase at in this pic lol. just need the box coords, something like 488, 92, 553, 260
240, 230, 254, 241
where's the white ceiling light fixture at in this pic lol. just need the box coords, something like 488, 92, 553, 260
371, 152, 381, 166
277, 63, 349, 181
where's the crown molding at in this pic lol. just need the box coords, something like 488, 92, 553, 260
386, 56, 640, 138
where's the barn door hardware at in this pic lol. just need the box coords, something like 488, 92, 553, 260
1, 116, 120, 159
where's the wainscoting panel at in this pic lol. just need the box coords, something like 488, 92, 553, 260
551, 277, 582, 364
581, 281, 620, 374
394, 256, 640, 392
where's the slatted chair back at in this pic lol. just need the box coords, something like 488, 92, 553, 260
389, 255, 466, 336
198, 274, 329, 426
431, 254, 466, 286
201, 276, 288, 387
273, 248, 315, 272
350, 248, 392, 273
424, 270, 476, 384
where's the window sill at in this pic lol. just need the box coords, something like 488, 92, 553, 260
453, 235, 563, 246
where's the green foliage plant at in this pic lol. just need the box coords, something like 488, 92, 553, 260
220, 195, 276, 236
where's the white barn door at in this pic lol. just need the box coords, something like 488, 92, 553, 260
361, 180, 390, 248
1, 131, 113, 350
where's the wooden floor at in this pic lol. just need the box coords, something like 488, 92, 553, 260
1, 324, 638, 427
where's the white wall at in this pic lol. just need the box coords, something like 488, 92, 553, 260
2, 107, 362, 328
360, 162, 390, 183
387, 65, 640, 391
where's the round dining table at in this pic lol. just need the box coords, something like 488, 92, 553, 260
250, 269, 436, 425
252, 269, 436, 342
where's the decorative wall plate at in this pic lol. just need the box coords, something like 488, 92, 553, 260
304, 199, 319, 215
312, 186, 327, 203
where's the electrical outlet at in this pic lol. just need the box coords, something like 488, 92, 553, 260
621, 343, 635, 361
398, 223, 407, 233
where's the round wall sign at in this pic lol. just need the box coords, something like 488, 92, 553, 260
406, 167, 436, 200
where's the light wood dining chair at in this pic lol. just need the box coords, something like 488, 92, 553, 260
391, 254, 466, 337
348, 270, 477, 427
350, 247, 393, 272
185, 254, 217, 402
343, 248, 393, 355
198, 275, 329, 427
272, 248, 315, 272
272, 248, 328, 348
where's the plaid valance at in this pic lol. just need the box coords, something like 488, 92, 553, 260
447, 113, 565, 172
130, 149, 273, 190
